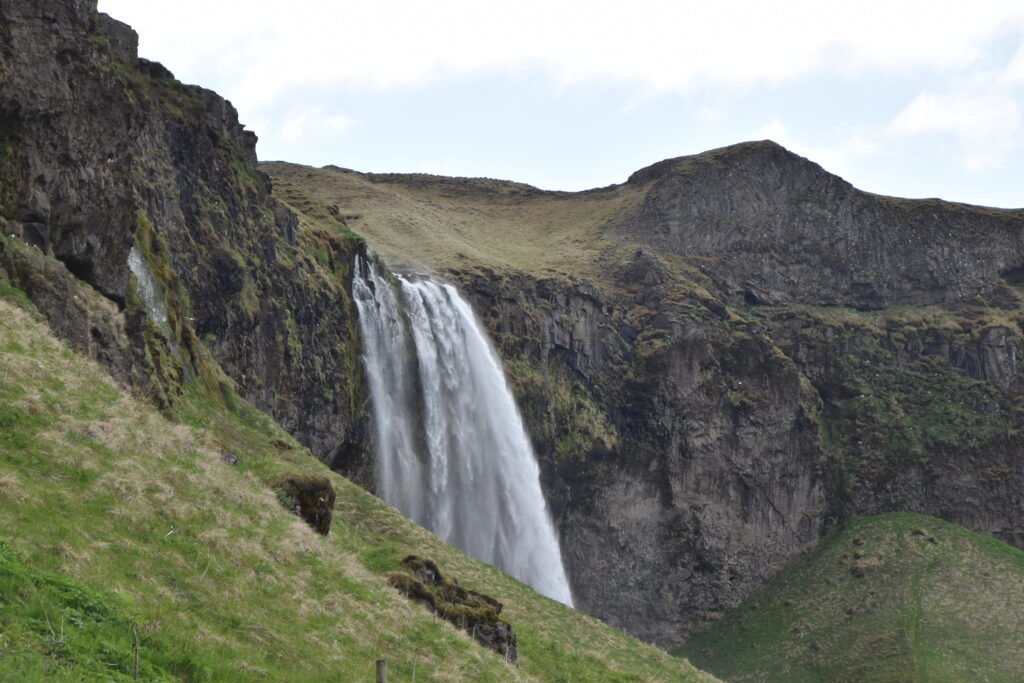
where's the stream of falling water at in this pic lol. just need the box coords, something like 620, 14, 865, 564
353, 256, 573, 606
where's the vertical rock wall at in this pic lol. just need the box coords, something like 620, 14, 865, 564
0, 0, 369, 465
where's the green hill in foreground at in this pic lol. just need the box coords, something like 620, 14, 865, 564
676, 512, 1024, 682
0, 292, 714, 682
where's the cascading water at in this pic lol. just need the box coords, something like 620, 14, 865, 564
128, 246, 184, 367
128, 246, 169, 328
353, 256, 574, 606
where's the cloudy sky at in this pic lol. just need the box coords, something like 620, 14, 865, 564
97, 1, 1024, 207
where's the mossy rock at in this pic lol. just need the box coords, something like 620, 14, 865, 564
386, 555, 518, 664
275, 475, 335, 535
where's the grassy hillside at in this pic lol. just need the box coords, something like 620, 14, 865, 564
262, 161, 648, 287
0, 291, 714, 681
676, 512, 1024, 682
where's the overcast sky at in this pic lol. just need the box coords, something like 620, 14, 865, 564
97, 1, 1024, 207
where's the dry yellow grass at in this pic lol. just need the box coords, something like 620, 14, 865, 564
263, 161, 650, 286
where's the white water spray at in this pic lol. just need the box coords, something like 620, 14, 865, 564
353, 257, 573, 606
128, 246, 169, 327
128, 246, 183, 366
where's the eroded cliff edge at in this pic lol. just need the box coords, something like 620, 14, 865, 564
267, 148, 1024, 647
0, 0, 369, 468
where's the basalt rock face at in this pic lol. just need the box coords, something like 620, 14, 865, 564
0, 0, 368, 464
618, 141, 1024, 309
438, 149, 1024, 645
453, 259, 1024, 647
449, 267, 832, 646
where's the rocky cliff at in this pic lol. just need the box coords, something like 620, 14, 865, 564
268, 147, 1024, 647
0, 0, 369, 466
619, 141, 1024, 309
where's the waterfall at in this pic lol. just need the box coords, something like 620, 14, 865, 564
128, 246, 186, 372
353, 256, 574, 606
128, 246, 169, 328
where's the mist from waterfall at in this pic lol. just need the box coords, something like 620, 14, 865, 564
353, 256, 573, 606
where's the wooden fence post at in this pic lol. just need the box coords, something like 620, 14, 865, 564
375, 659, 387, 683
131, 623, 140, 679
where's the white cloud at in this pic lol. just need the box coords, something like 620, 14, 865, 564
890, 90, 1022, 171
99, 0, 1024, 112
1007, 42, 1024, 83
279, 109, 355, 145
94, 0, 1024, 207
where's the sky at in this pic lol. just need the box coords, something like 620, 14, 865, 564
96, 1, 1024, 208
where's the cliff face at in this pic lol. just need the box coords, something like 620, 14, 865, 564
453, 268, 829, 644
619, 141, 1024, 309
0, 0, 368, 464
270, 145, 1024, 647
453, 262, 1024, 646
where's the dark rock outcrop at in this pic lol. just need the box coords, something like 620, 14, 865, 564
618, 141, 1024, 309
452, 268, 829, 645
387, 556, 517, 664
451, 258, 1024, 646
277, 475, 336, 535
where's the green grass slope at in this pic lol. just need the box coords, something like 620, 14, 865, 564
0, 294, 714, 681
676, 512, 1024, 682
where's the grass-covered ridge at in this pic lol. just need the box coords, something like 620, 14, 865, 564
676, 512, 1024, 682
0, 296, 714, 681
262, 161, 647, 289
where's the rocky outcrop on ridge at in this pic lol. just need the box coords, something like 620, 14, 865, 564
618, 141, 1024, 309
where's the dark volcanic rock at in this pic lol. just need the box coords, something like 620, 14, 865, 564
277, 475, 336, 535
617, 141, 1024, 309
453, 268, 829, 645
0, 0, 369, 464
387, 556, 517, 664
445, 196, 1024, 645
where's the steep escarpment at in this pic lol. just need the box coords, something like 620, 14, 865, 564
618, 141, 1024, 309
0, 0, 368, 464
448, 265, 831, 645
456, 264, 1024, 649
271, 148, 1024, 648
